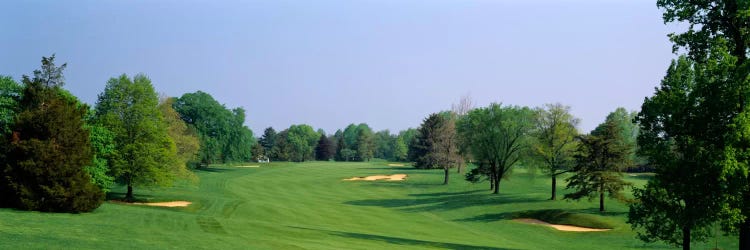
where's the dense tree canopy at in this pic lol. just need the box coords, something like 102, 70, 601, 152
628, 56, 723, 250
95, 74, 181, 200
159, 97, 200, 172
315, 133, 334, 161
334, 123, 374, 161
457, 103, 534, 194
565, 118, 631, 212
652, 1, 750, 248
0, 76, 22, 136
1, 55, 103, 212
173, 91, 254, 165
531, 103, 580, 200
286, 124, 320, 162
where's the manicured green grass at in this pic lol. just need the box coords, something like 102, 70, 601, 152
0, 162, 737, 249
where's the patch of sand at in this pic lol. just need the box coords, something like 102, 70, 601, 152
344, 174, 407, 181
387, 164, 405, 167
236, 165, 260, 168
513, 218, 611, 232
112, 200, 192, 207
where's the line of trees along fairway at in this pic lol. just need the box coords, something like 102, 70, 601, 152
626, 1, 749, 249
458, 103, 534, 194
0, 56, 103, 212
173, 91, 255, 166
530, 103, 580, 200
94, 74, 183, 201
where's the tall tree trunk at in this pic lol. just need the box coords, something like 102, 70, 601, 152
489, 174, 494, 190
550, 175, 557, 200
740, 219, 750, 250
682, 226, 690, 250
599, 183, 604, 212
493, 176, 500, 194
126, 185, 133, 201
493, 165, 501, 194
443, 168, 449, 185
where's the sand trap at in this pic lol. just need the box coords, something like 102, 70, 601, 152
344, 174, 407, 181
235, 165, 260, 168
112, 200, 192, 207
387, 164, 405, 167
513, 218, 610, 232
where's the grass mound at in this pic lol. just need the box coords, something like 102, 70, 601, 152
513, 209, 614, 229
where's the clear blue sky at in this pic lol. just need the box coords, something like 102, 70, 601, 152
0, 0, 680, 135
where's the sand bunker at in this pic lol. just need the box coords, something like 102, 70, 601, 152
112, 200, 192, 207
387, 164, 405, 167
513, 218, 610, 232
235, 165, 260, 168
344, 174, 407, 181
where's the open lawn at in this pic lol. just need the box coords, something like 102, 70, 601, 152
0, 161, 737, 249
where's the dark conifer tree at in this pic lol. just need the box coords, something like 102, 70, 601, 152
0, 55, 103, 212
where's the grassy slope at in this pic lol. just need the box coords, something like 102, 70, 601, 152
0, 161, 737, 249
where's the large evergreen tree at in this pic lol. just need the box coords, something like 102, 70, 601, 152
0, 55, 103, 212
95, 74, 180, 201
315, 133, 334, 161
565, 119, 631, 212
412, 113, 461, 184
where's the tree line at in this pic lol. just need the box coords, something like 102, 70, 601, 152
255, 123, 418, 163
0, 56, 258, 212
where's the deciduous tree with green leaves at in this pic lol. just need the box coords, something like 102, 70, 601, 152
656, 1, 750, 247
95, 74, 180, 201
531, 103, 580, 200
628, 57, 723, 250
0, 75, 22, 136
457, 103, 534, 194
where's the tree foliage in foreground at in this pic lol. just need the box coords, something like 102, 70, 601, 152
458, 103, 534, 194
647, 1, 750, 248
0, 55, 103, 212
627, 57, 724, 250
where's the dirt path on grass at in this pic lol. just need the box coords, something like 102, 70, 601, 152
344, 174, 407, 181
235, 165, 260, 168
387, 164, 405, 167
513, 218, 610, 232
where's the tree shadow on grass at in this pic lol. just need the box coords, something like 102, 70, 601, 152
192, 167, 234, 173
288, 226, 517, 250
105, 192, 155, 202
344, 193, 545, 212
408, 190, 485, 197
361, 167, 415, 171
455, 211, 519, 222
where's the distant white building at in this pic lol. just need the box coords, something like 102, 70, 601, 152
257, 156, 270, 163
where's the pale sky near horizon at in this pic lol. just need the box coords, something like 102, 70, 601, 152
1, 0, 681, 136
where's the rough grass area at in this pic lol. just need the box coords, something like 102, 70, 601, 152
0, 161, 738, 249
